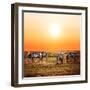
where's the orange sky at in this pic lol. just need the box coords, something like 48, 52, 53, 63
24, 12, 80, 51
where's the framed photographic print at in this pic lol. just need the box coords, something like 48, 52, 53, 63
11, 3, 88, 87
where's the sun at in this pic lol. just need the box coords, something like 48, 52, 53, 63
49, 23, 60, 38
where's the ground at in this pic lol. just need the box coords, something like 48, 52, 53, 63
24, 57, 80, 77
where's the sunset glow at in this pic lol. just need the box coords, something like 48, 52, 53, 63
48, 23, 61, 38
24, 13, 80, 51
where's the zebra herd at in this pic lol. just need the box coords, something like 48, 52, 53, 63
56, 52, 80, 64
24, 51, 80, 64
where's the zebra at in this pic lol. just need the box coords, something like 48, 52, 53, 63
66, 52, 77, 63
27, 51, 48, 62
56, 52, 64, 64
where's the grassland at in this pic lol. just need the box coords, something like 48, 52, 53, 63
24, 57, 80, 77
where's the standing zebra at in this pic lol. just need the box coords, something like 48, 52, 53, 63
56, 52, 64, 64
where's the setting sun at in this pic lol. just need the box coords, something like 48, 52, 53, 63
49, 23, 60, 38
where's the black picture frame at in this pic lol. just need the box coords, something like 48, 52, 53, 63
11, 3, 88, 87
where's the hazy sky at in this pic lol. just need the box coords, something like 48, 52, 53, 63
24, 12, 80, 51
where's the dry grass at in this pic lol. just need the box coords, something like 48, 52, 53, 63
24, 57, 80, 77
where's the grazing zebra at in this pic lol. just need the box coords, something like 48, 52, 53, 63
66, 52, 77, 63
